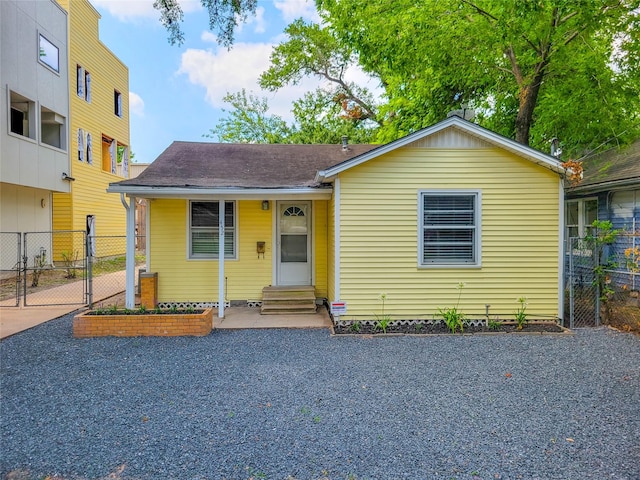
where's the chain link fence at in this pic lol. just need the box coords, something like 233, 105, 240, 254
565, 234, 640, 330
0, 232, 145, 308
24, 231, 87, 306
565, 237, 598, 328
0, 232, 22, 307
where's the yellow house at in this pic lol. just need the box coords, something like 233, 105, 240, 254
108, 117, 566, 321
52, 0, 130, 259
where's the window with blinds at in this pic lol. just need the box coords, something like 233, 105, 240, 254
189, 201, 236, 259
419, 191, 480, 266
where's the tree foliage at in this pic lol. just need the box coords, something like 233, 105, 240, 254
204, 90, 291, 143
317, 0, 640, 156
206, 89, 377, 144
154, 0, 257, 46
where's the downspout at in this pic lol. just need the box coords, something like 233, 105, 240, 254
120, 193, 136, 309
218, 200, 225, 318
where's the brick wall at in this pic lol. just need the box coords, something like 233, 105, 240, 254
73, 308, 213, 337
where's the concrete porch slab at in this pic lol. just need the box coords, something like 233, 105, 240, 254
214, 306, 332, 330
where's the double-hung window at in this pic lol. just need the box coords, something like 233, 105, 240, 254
189, 201, 236, 259
419, 190, 480, 266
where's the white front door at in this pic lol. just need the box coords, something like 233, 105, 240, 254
277, 201, 311, 285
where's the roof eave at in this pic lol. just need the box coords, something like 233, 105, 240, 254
106, 185, 333, 200
567, 177, 640, 195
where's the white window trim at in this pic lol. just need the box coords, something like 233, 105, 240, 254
85, 71, 91, 103
77, 65, 84, 98
38, 32, 60, 74
187, 200, 238, 260
418, 189, 482, 268
565, 197, 598, 253
77, 128, 84, 161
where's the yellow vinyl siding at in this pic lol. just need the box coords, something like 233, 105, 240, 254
337, 147, 560, 319
149, 199, 273, 303
327, 194, 336, 302
52, 0, 129, 258
313, 200, 328, 298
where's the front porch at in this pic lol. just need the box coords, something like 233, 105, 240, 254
215, 304, 331, 329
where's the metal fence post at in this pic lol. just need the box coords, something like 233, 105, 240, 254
594, 242, 600, 327
569, 239, 574, 329
86, 232, 93, 308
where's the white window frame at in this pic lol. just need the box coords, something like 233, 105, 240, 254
8, 90, 36, 141
565, 198, 598, 249
38, 33, 59, 73
39, 105, 67, 151
77, 65, 84, 98
188, 201, 237, 260
77, 128, 84, 161
114, 90, 122, 117
85, 71, 91, 102
418, 190, 481, 268
86, 133, 92, 164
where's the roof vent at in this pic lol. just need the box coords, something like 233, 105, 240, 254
446, 104, 475, 121
341, 136, 348, 151
550, 137, 562, 158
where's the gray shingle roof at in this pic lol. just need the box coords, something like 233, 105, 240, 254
115, 142, 378, 189
569, 140, 640, 192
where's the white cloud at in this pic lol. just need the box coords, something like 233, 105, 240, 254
91, 0, 201, 22
177, 42, 318, 121
129, 92, 145, 116
274, 0, 320, 23
244, 6, 267, 34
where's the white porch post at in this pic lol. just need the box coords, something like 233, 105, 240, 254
218, 200, 225, 318
121, 193, 136, 309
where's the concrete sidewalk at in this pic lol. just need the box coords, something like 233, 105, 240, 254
0, 269, 130, 339
0, 270, 332, 338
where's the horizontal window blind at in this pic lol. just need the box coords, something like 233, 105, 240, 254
190, 201, 235, 258
421, 193, 477, 264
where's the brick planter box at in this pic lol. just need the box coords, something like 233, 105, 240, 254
73, 308, 213, 338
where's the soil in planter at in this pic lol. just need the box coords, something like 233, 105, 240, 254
333, 321, 565, 335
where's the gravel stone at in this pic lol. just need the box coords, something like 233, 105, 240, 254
1, 314, 639, 479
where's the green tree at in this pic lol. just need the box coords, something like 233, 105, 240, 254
259, 19, 382, 127
204, 89, 291, 143
206, 89, 377, 144
154, 0, 257, 46
317, 0, 640, 156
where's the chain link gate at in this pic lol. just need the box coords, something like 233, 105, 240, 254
0, 232, 22, 307
23, 231, 87, 306
565, 237, 599, 328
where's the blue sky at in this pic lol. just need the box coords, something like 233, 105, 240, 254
91, 0, 328, 163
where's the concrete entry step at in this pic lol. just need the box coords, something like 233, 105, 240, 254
261, 285, 316, 315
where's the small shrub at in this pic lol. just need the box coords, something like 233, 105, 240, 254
436, 282, 466, 333
31, 249, 47, 287
373, 293, 392, 333
350, 320, 361, 332
61, 250, 79, 279
514, 296, 528, 330
488, 318, 502, 331
374, 315, 391, 334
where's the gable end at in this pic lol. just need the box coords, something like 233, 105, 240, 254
406, 127, 493, 149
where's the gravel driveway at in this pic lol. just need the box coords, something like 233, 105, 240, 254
1, 314, 639, 480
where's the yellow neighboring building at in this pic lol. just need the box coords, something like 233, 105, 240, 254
109, 117, 567, 321
53, 0, 130, 258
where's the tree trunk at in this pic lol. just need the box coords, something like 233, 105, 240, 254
515, 52, 551, 146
